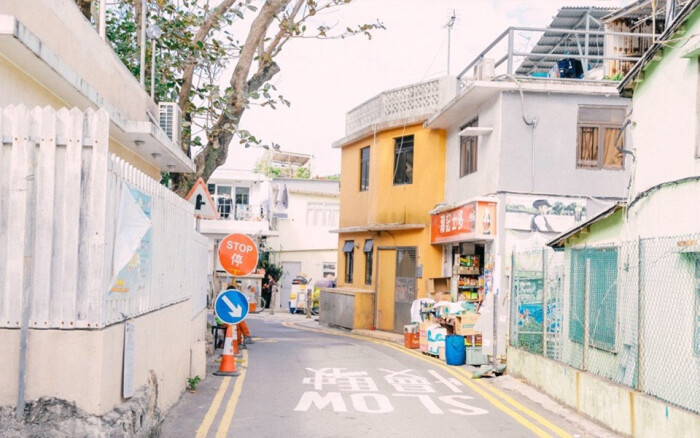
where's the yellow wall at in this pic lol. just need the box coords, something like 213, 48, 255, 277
337, 123, 446, 303
340, 124, 446, 227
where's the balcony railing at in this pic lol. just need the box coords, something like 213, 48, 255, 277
215, 201, 268, 222
457, 26, 655, 85
345, 76, 457, 136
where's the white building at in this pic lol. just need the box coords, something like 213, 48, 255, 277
268, 177, 340, 311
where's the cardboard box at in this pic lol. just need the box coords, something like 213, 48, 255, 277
456, 266, 480, 276
426, 277, 450, 294
454, 312, 480, 336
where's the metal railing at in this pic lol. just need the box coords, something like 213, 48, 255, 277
458, 26, 656, 83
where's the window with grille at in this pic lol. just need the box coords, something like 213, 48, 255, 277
360, 146, 370, 191
460, 118, 478, 177
393, 135, 414, 185
343, 241, 354, 283
576, 106, 626, 170
364, 240, 373, 285
569, 247, 618, 351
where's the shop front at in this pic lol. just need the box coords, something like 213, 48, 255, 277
423, 199, 500, 363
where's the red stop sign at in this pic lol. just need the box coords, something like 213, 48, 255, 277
218, 233, 259, 276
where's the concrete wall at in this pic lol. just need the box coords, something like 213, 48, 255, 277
0, 300, 206, 416
442, 90, 630, 204
275, 249, 338, 287
627, 8, 700, 200
508, 348, 700, 437
1, 0, 158, 123
0, 9, 161, 179
499, 92, 630, 198
444, 94, 502, 203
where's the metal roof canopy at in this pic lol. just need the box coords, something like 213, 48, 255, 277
271, 150, 312, 166
515, 7, 615, 76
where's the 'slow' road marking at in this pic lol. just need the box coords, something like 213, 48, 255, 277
284, 322, 569, 438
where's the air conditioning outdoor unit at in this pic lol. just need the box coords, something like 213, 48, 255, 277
474, 58, 495, 81
158, 102, 182, 146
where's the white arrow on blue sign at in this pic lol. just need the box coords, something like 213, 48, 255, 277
214, 289, 249, 325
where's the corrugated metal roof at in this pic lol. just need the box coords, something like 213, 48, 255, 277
516, 7, 615, 75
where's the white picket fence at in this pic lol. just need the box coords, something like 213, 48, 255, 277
0, 105, 208, 329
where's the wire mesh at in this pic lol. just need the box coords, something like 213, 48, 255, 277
511, 235, 700, 415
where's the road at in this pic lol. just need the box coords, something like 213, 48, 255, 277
161, 313, 618, 438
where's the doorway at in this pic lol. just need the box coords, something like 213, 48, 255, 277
377, 249, 396, 331
377, 247, 417, 334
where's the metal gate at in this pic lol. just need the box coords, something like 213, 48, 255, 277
394, 247, 417, 334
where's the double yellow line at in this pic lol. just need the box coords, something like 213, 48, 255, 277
283, 322, 570, 438
195, 350, 249, 438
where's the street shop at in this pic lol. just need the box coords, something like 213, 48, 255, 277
402, 199, 498, 366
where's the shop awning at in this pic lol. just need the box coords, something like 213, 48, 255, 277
342, 241, 355, 252
363, 239, 373, 252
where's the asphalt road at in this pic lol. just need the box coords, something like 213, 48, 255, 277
161, 313, 618, 438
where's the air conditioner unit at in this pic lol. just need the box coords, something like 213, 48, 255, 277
158, 102, 182, 146
474, 58, 495, 81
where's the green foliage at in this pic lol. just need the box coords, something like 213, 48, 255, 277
102, 0, 383, 191
187, 375, 201, 390
258, 239, 282, 283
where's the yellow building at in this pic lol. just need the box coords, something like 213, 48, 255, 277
329, 77, 457, 333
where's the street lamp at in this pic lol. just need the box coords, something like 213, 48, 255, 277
146, 23, 162, 99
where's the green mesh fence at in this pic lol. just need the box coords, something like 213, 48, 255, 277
511, 235, 700, 415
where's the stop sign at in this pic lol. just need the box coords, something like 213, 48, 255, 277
218, 233, 259, 276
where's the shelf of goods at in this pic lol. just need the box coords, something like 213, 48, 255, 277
456, 255, 483, 304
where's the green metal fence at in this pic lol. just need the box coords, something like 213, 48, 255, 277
511, 235, 700, 415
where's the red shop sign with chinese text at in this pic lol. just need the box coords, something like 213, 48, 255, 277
430, 201, 497, 244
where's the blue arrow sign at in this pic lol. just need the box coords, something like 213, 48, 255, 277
214, 289, 249, 325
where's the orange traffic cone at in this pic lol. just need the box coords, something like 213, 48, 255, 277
214, 325, 240, 376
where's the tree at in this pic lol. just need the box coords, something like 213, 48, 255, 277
96, 0, 382, 196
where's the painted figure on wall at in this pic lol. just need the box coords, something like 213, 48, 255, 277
530, 199, 554, 233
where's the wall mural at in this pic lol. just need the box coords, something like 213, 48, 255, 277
505, 195, 587, 234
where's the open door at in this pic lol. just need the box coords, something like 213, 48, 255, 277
377, 249, 396, 331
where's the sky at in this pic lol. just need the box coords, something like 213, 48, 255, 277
222, 0, 626, 176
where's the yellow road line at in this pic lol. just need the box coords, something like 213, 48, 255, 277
195, 376, 231, 438
216, 350, 249, 438
284, 322, 568, 438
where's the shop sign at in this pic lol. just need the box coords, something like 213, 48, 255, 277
430, 201, 497, 244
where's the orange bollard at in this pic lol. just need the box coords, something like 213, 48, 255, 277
213, 325, 240, 376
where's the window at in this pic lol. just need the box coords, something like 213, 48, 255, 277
323, 262, 337, 279
235, 187, 250, 205
343, 241, 354, 283
306, 203, 339, 226
215, 185, 233, 218
360, 146, 370, 191
207, 183, 216, 194
460, 118, 478, 176
569, 248, 618, 351
576, 106, 626, 170
393, 135, 414, 185
364, 239, 373, 285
